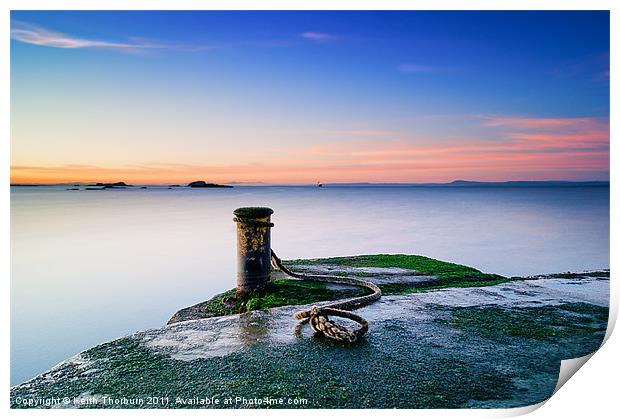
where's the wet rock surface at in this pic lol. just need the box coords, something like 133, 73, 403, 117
10, 267, 609, 409
291, 264, 439, 286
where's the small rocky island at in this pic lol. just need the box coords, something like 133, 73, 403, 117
64, 181, 234, 190
89, 182, 133, 188
84, 181, 133, 190
10, 254, 609, 409
187, 180, 233, 188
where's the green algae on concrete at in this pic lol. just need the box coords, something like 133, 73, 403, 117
172, 277, 370, 323
287, 254, 501, 281
378, 276, 508, 295
8, 334, 515, 409
206, 276, 373, 314
438, 303, 608, 342
10, 296, 608, 409
171, 254, 506, 321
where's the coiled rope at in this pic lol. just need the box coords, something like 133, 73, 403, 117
270, 250, 382, 343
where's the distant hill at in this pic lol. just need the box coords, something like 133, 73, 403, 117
325, 180, 610, 188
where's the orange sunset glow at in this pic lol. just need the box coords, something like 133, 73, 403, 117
11, 115, 609, 184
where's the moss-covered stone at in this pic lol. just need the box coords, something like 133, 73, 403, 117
378, 276, 508, 295
10, 328, 518, 409
287, 254, 501, 281
438, 303, 608, 342
203, 278, 369, 316
183, 254, 506, 319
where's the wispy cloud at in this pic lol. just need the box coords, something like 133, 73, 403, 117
299, 115, 609, 181
10, 20, 318, 54
550, 52, 609, 82
324, 116, 608, 157
479, 115, 598, 130
398, 63, 437, 74
10, 21, 173, 51
299, 32, 337, 42
317, 129, 402, 138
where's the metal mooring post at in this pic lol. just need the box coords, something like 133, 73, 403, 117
233, 207, 274, 296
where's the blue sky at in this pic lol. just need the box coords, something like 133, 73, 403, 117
10, 11, 610, 183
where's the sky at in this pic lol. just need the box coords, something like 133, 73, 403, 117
10, 11, 610, 184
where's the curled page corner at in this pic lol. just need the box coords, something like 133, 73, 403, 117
507, 352, 600, 417
502, 400, 546, 417
554, 353, 595, 394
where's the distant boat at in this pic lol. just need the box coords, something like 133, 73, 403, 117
316, 181, 323, 187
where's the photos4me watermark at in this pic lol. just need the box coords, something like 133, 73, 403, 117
12, 395, 310, 408
176, 396, 309, 406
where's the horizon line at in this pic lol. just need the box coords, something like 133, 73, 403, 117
10, 179, 611, 187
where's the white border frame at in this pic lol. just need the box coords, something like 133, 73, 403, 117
2, 2, 616, 418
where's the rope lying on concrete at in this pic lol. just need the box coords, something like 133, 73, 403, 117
270, 250, 382, 343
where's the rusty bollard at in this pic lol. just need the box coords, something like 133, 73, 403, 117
233, 207, 274, 297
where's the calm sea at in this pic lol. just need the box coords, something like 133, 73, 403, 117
10, 185, 610, 385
